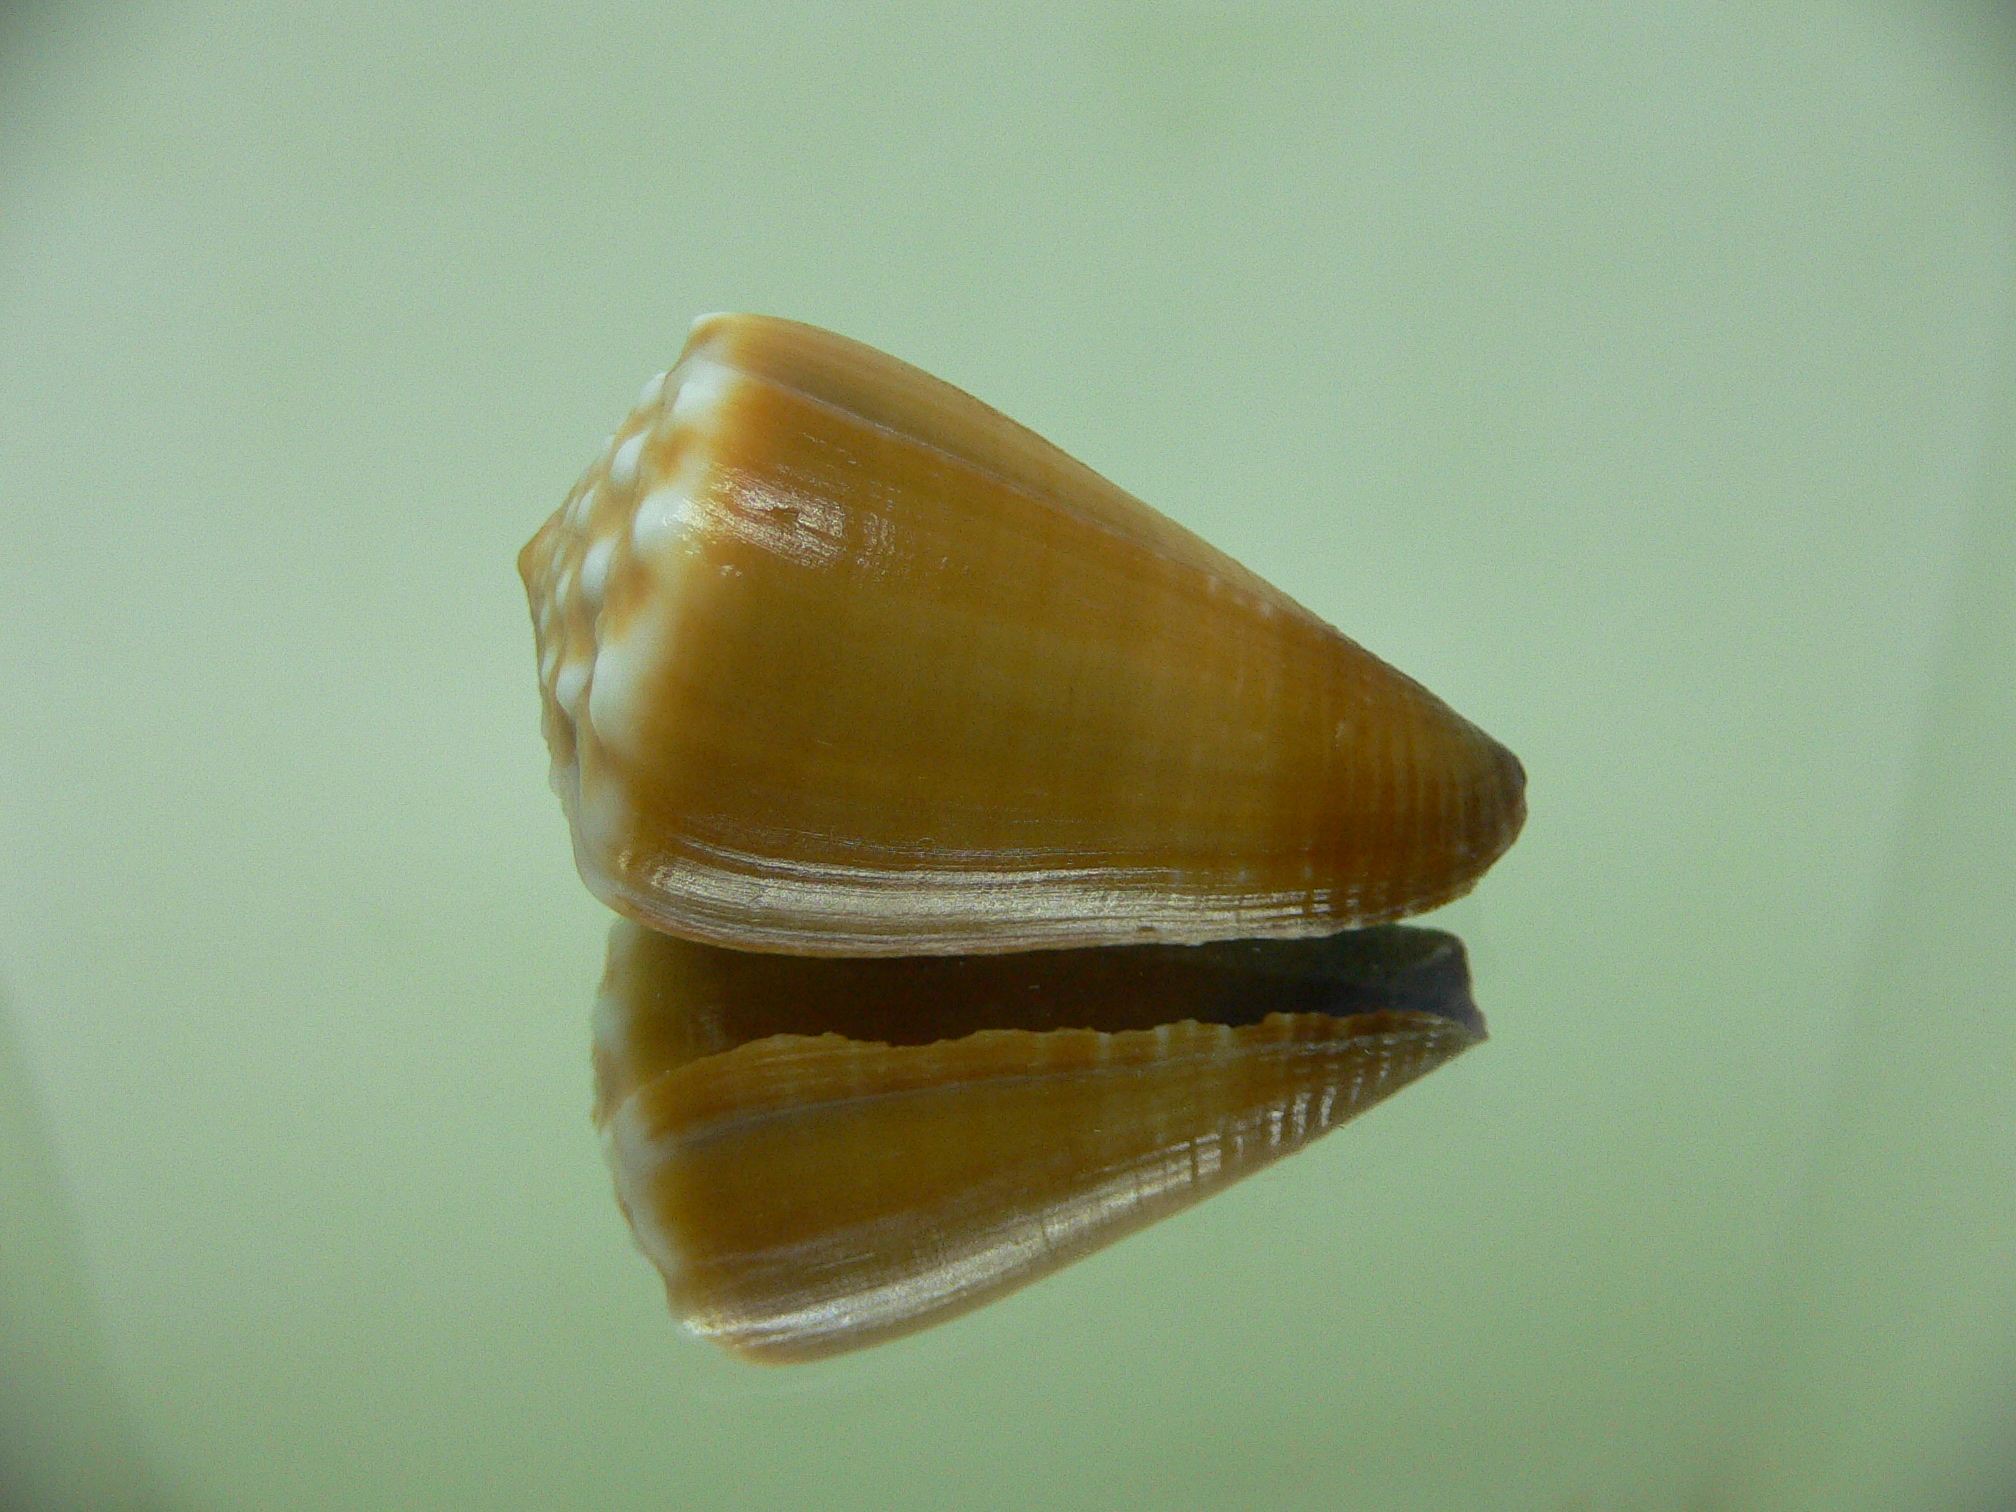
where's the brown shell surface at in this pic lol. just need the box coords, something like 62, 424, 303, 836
521, 315, 1525, 956
593, 921, 1483, 1362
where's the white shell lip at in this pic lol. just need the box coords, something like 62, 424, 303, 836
579, 846, 1405, 959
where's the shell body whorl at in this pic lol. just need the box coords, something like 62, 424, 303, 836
521, 313, 1525, 955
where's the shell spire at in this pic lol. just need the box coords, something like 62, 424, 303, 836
522, 314, 1525, 956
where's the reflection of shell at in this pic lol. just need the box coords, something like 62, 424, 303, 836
594, 921, 1483, 1362
522, 314, 1525, 957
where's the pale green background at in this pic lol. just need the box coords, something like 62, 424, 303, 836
2, 3, 2013, 1509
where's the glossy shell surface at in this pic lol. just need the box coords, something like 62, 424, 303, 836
521, 314, 1526, 956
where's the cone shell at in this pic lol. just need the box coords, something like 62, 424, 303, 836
522, 314, 1525, 955
594, 920, 1484, 1362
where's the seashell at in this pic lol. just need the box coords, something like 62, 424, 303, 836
520, 314, 1525, 956
593, 919, 1484, 1362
